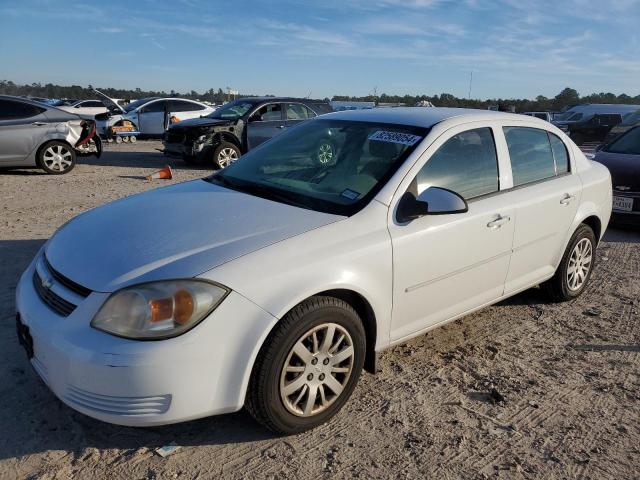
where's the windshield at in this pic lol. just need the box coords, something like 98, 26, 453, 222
207, 119, 429, 216
621, 112, 640, 126
206, 100, 254, 120
604, 126, 640, 155
124, 97, 159, 112
555, 111, 583, 121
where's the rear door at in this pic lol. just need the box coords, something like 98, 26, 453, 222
137, 100, 168, 134
499, 126, 581, 293
246, 103, 285, 149
0, 99, 49, 165
389, 125, 515, 341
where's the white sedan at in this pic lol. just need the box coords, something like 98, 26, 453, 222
97, 97, 215, 136
57, 99, 110, 117
16, 108, 611, 434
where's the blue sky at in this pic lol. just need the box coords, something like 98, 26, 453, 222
1, 0, 639, 99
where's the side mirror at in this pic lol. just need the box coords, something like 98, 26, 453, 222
396, 187, 468, 223
248, 115, 261, 123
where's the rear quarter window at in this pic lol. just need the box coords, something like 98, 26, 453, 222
0, 99, 46, 120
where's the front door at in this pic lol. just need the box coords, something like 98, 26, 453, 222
137, 100, 168, 135
246, 103, 285, 149
389, 126, 514, 342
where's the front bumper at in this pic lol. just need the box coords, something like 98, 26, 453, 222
16, 257, 277, 426
162, 141, 188, 158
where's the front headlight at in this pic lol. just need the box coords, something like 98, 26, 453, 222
91, 280, 229, 339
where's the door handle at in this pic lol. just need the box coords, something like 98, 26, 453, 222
560, 193, 575, 205
277, 125, 286, 129
487, 214, 511, 229
31, 122, 47, 126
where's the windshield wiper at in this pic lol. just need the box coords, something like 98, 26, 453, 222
236, 182, 310, 209
206, 175, 309, 209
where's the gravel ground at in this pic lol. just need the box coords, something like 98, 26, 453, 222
1, 141, 638, 479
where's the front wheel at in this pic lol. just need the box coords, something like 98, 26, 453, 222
246, 296, 366, 434
213, 141, 241, 169
38, 141, 76, 174
541, 224, 596, 301
315, 139, 336, 165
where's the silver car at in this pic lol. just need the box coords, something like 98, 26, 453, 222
0, 95, 101, 174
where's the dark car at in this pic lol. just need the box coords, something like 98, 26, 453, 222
565, 113, 623, 145
593, 126, 640, 225
163, 97, 333, 168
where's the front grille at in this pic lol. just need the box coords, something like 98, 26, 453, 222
65, 386, 172, 416
33, 271, 77, 316
44, 256, 91, 298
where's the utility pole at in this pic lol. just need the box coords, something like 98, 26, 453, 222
468, 71, 473, 100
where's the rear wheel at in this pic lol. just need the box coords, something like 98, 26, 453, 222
213, 141, 241, 169
541, 224, 596, 301
38, 141, 76, 174
246, 296, 365, 434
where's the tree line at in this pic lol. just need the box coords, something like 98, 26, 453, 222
1, 80, 639, 113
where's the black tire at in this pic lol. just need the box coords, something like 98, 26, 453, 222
212, 141, 241, 169
246, 296, 366, 435
37, 141, 76, 175
541, 224, 596, 302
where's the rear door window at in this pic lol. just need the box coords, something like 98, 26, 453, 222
170, 100, 206, 112
414, 127, 499, 200
503, 127, 557, 186
140, 100, 167, 113
286, 103, 313, 120
0, 99, 46, 120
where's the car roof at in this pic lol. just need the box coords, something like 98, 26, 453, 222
0, 94, 50, 107
322, 107, 525, 128
240, 96, 329, 104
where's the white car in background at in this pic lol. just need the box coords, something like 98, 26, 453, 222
16, 108, 611, 434
95, 93, 215, 136
57, 99, 110, 117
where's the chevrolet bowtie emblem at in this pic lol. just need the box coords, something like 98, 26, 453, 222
615, 186, 631, 191
41, 275, 53, 289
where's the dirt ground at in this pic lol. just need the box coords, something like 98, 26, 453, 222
1, 141, 638, 480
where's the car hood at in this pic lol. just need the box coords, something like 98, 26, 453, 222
92, 88, 125, 114
168, 117, 233, 129
593, 150, 640, 192
45, 180, 343, 292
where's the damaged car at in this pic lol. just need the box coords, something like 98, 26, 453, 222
0, 95, 101, 174
93, 89, 215, 138
162, 97, 332, 168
